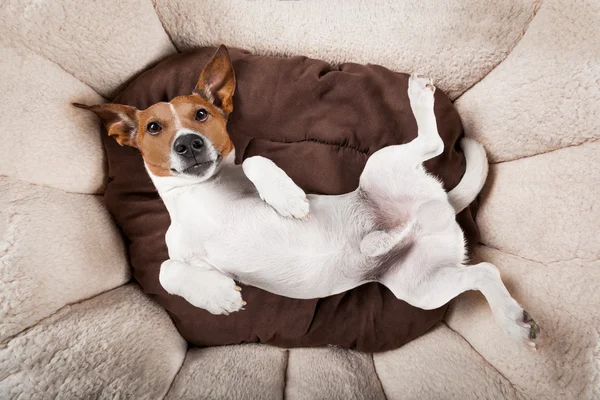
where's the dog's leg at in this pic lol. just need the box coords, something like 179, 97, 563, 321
358, 75, 446, 256
359, 74, 443, 201
382, 262, 540, 348
361, 74, 443, 182
406, 74, 445, 161
159, 259, 245, 315
242, 155, 309, 219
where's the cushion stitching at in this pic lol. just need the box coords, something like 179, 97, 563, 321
10, 42, 109, 99
161, 348, 189, 400
369, 353, 389, 400
0, 283, 136, 346
0, 173, 105, 197
150, 0, 180, 53
492, 137, 600, 165
5, 40, 112, 98
282, 349, 290, 400
246, 137, 372, 156
478, 242, 599, 266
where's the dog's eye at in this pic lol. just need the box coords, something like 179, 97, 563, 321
147, 122, 162, 135
195, 108, 209, 122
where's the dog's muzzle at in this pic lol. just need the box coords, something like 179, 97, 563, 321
173, 133, 216, 176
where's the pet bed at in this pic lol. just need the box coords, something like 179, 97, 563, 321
1, 1, 598, 398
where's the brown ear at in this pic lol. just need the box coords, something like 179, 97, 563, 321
74, 103, 138, 147
194, 45, 236, 116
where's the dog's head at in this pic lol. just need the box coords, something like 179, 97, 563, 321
76, 45, 236, 183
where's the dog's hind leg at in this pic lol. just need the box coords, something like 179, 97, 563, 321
159, 259, 246, 315
405, 74, 445, 161
381, 262, 540, 348
359, 74, 443, 190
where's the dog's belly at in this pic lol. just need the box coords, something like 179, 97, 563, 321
208, 231, 364, 298
175, 194, 373, 298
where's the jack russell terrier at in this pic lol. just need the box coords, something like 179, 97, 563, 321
76, 45, 539, 348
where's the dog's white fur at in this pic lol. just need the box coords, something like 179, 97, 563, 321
153, 75, 539, 347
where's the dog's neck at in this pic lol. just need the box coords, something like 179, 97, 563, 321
146, 150, 238, 216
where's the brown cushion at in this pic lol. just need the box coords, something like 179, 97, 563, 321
103, 47, 479, 352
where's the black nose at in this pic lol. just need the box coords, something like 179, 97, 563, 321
174, 134, 204, 157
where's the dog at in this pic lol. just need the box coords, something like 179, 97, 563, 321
76, 45, 540, 348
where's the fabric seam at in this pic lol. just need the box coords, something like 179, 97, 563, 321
491, 137, 600, 166
282, 349, 290, 400
0, 283, 133, 346
161, 347, 189, 400
478, 243, 599, 267
454, 0, 543, 102
244, 137, 371, 157
370, 353, 389, 400
441, 321, 528, 400
151, 0, 180, 52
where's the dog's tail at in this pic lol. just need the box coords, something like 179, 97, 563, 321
448, 137, 489, 214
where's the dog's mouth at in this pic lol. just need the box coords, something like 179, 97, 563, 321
171, 156, 221, 177
182, 160, 214, 173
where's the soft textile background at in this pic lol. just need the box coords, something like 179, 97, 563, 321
1, 0, 598, 399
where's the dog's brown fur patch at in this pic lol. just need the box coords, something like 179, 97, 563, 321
135, 97, 234, 177
135, 103, 179, 176
172, 95, 234, 157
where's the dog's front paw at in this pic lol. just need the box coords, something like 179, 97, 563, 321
260, 178, 310, 219
160, 260, 246, 315
186, 277, 246, 315
243, 156, 310, 219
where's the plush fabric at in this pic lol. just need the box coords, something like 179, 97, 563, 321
448, 246, 600, 400
477, 141, 600, 263
104, 47, 475, 351
0, 176, 129, 342
285, 347, 386, 400
1, 0, 598, 398
0, 0, 176, 98
153, 0, 539, 100
445, 2, 600, 397
455, 0, 600, 163
374, 324, 520, 399
0, 47, 107, 194
165, 345, 287, 400
0, 285, 187, 399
